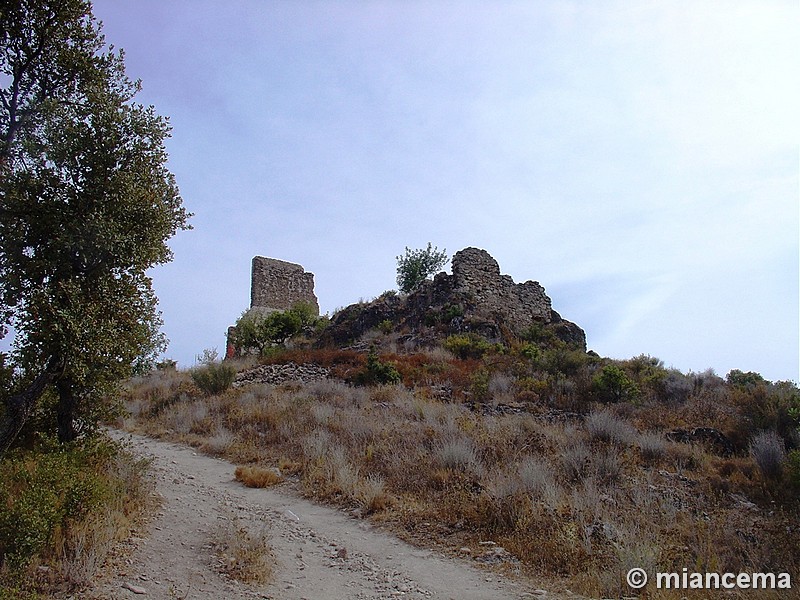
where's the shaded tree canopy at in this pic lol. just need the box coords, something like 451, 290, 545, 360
0, 0, 191, 448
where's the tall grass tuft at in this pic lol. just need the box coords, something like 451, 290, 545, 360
749, 430, 786, 480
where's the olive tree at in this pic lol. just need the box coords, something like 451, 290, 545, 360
0, 0, 190, 448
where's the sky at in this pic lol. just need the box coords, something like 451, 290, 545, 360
89, 0, 799, 382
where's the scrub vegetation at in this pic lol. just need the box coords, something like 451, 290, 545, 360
120, 330, 800, 598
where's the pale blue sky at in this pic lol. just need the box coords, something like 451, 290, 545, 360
90, 0, 799, 381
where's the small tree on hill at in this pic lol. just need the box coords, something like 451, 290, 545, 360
396, 243, 448, 294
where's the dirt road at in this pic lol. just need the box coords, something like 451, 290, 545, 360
90, 431, 552, 600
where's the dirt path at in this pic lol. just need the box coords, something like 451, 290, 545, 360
90, 431, 554, 600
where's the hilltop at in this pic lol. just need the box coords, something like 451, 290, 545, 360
112, 247, 800, 597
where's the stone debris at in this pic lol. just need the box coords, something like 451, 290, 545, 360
474, 545, 519, 566
233, 362, 331, 387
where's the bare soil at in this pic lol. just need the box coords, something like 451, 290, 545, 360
88, 431, 556, 600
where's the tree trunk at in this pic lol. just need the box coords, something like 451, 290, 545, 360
56, 377, 78, 443
0, 356, 64, 453
56, 378, 78, 444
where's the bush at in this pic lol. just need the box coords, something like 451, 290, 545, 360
787, 450, 800, 489
750, 430, 786, 480
353, 349, 401, 386
727, 369, 767, 389
396, 243, 448, 293
637, 431, 667, 461
658, 370, 693, 404
235, 465, 283, 488
443, 333, 496, 359
585, 410, 637, 446
232, 303, 323, 355
592, 365, 639, 403
0, 438, 150, 575
191, 362, 236, 396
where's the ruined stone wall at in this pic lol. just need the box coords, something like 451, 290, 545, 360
320, 246, 586, 349
250, 256, 319, 315
450, 247, 552, 330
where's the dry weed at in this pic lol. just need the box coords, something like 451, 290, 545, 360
212, 514, 273, 584
234, 465, 283, 488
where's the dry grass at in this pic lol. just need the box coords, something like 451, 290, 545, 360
121, 351, 800, 598
234, 465, 283, 488
211, 513, 273, 584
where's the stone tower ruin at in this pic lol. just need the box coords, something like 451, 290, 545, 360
250, 256, 319, 315
225, 256, 320, 359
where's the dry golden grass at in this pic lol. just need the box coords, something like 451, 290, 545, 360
121, 351, 800, 598
234, 465, 283, 488
211, 513, 273, 584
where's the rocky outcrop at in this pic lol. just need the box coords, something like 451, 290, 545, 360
320, 247, 586, 350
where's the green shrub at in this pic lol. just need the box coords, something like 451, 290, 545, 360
787, 450, 800, 489
521, 322, 557, 345
518, 342, 541, 361
542, 346, 587, 376
443, 333, 496, 359
191, 362, 236, 396
592, 364, 639, 403
0, 439, 119, 570
443, 304, 464, 321
354, 349, 401, 386
232, 303, 324, 355
727, 369, 766, 389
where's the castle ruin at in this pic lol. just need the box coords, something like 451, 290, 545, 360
226, 256, 319, 358
249, 256, 319, 315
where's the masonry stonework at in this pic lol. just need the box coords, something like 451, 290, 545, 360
319, 247, 587, 350
250, 256, 319, 315
450, 247, 552, 330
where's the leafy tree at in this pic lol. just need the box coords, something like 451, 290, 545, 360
231, 303, 321, 355
0, 0, 190, 449
395, 243, 448, 294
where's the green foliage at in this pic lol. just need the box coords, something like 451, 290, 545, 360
787, 450, 800, 489
190, 362, 236, 397
518, 342, 541, 361
469, 368, 491, 402
395, 243, 448, 294
354, 348, 401, 386
727, 369, 767, 389
443, 333, 498, 359
592, 364, 640, 403
541, 346, 587, 377
0, 0, 190, 446
377, 319, 394, 334
0, 438, 125, 570
232, 303, 323, 356
443, 304, 464, 321
520, 322, 557, 346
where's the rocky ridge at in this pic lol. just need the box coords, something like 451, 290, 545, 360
320, 247, 586, 349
